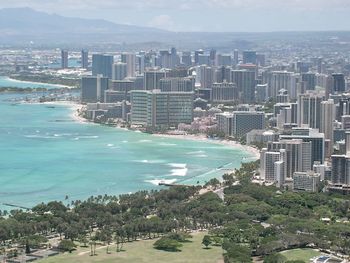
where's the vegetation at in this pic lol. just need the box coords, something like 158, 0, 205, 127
39, 232, 222, 263
0, 161, 349, 262
10, 74, 80, 87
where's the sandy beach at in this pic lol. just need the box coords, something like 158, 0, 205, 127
44, 100, 260, 160
152, 133, 260, 160
42, 101, 88, 124
6, 76, 73, 89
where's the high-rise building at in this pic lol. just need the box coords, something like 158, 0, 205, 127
81, 76, 109, 103
255, 84, 268, 103
92, 54, 114, 78
232, 111, 265, 138
81, 49, 89, 69
302, 72, 316, 90
280, 128, 325, 165
170, 47, 180, 69
297, 91, 324, 129
130, 90, 194, 128
61, 49, 68, 69
332, 73, 346, 93
105, 80, 135, 102
112, 62, 128, 81
320, 99, 335, 157
331, 154, 350, 185
216, 54, 232, 67
144, 69, 168, 90
261, 149, 286, 187
121, 53, 136, 77
181, 51, 192, 67
198, 54, 210, 66
159, 77, 195, 92
231, 70, 256, 103
211, 82, 238, 103
216, 112, 233, 136
293, 171, 320, 192
197, 65, 214, 89
242, 50, 257, 64
233, 49, 239, 66
256, 53, 266, 67
264, 71, 298, 100
215, 66, 232, 83
267, 139, 312, 178
194, 49, 204, 65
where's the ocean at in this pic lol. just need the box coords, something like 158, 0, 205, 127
0, 77, 254, 210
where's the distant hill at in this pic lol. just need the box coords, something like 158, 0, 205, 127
0, 7, 169, 44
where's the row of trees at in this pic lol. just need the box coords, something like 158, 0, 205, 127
0, 161, 349, 262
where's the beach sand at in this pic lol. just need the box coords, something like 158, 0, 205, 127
152, 133, 260, 160
45, 101, 260, 160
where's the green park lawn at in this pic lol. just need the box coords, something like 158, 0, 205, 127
280, 248, 321, 262
39, 232, 223, 263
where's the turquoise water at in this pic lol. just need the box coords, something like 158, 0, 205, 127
0, 78, 254, 210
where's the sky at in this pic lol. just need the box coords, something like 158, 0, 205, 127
1, 0, 350, 32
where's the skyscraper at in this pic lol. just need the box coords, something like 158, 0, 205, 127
130, 90, 194, 128
112, 62, 128, 81
320, 99, 335, 157
242, 50, 257, 64
61, 49, 68, 69
92, 54, 114, 78
233, 49, 239, 66
211, 82, 237, 103
144, 69, 168, 90
297, 91, 324, 129
81, 76, 109, 103
231, 70, 256, 103
121, 53, 136, 78
332, 73, 346, 93
302, 72, 316, 91
280, 128, 325, 165
81, 49, 89, 69
194, 49, 204, 65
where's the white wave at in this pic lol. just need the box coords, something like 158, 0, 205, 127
168, 163, 187, 168
145, 179, 177, 186
194, 154, 208, 158
138, 139, 152, 143
171, 168, 188, 176
122, 140, 128, 143
134, 160, 164, 164
168, 163, 188, 176
107, 144, 114, 147
77, 135, 99, 139
24, 135, 57, 139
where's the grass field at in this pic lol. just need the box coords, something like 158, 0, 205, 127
280, 248, 321, 262
39, 232, 223, 263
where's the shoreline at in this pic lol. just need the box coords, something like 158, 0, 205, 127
152, 133, 260, 160
48, 100, 260, 161
1, 76, 73, 89
52, 100, 260, 160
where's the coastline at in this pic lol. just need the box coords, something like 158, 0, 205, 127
152, 133, 260, 160
2, 76, 73, 89
50, 100, 260, 161
43, 101, 88, 124
54, 100, 260, 160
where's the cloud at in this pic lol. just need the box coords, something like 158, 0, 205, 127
148, 15, 175, 31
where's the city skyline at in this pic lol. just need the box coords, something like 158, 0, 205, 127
1, 0, 350, 32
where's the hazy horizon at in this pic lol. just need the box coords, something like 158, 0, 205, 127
1, 0, 350, 32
